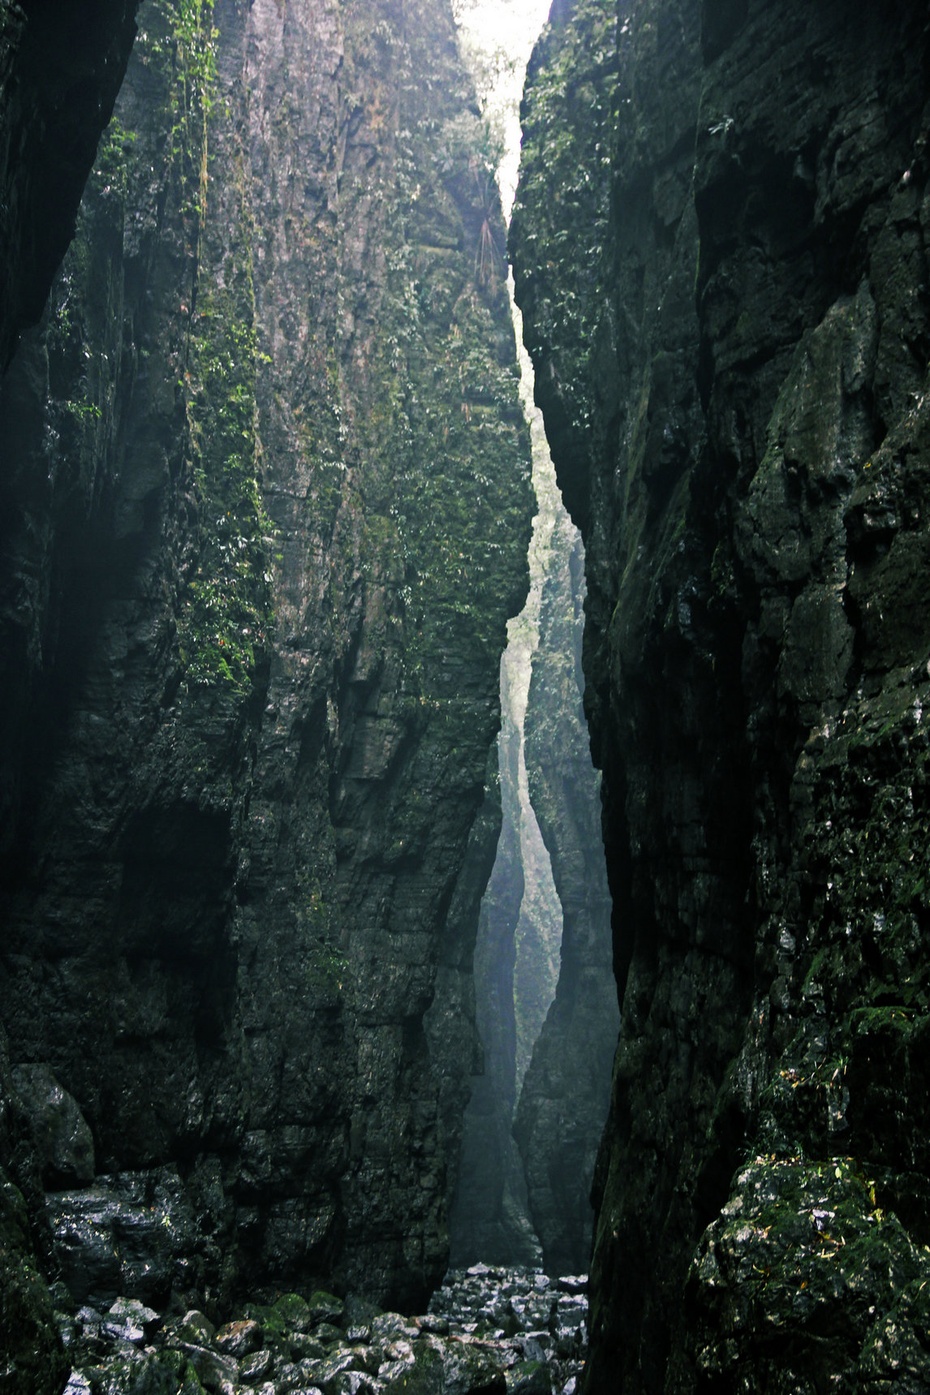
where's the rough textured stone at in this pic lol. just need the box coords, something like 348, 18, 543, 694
0, 0, 141, 370
449, 649, 539, 1270
0, 0, 531, 1320
0, 1027, 67, 1395
53, 1267, 586, 1395
512, 0, 930, 1388
48, 1168, 199, 1308
213, 1319, 262, 1358
11, 1063, 95, 1187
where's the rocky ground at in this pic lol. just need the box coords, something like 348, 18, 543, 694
58, 1266, 587, 1395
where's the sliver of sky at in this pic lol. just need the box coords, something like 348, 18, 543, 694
453, 0, 553, 220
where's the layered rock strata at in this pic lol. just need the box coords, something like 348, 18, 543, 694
0, 0, 531, 1345
512, 0, 930, 1388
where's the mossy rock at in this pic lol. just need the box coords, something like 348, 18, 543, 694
687, 1156, 930, 1388
379, 1338, 506, 1395
241, 1300, 288, 1343
95, 1350, 205, 1395
381, 1344, 443, 1395
0, 1173, 68, 1395
505, 1360, 551, 1395
271, 1290, 314, 1334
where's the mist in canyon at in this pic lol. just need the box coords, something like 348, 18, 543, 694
2, 2, 930, 1394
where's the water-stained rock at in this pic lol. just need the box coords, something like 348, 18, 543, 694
512, 0, 930, 1388
0, 0, 532, 1319
48, 1168, 198, 1308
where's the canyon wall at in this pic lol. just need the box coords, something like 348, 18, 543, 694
0, 7, 142, 1387
512, 0, 930, 1388
0, 0, 531, 1362
0, 0, 141, 371
450, 441, 617, 1277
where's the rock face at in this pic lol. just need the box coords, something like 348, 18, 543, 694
451, 434, 615, 1277
0, 6, 141, 1388
0, 0, 141, 371
512, 0, 930, 1388
0, 0, 531, 1336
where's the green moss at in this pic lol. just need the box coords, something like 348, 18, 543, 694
273, 1291, 312, 1324
0, 1176, 68, 1395
692, 1154, 930, 1380
302, 939, 349, 1000
45, 0, 268, 709
382, 1343, 442, 1394
178, 298, 272, 696
510, 0, 617, 434
101, 1350, 206, 1394
294, 0, 533, 701
138, 0, 218, 217
242, 1300, 288, 1341
162, 5, 272, 700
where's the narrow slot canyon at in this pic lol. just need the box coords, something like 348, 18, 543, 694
449, 0, 617, 1279
2, 1, 930, 1393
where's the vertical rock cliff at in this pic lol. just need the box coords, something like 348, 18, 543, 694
448, 0, 617, 1276
449, 644, 540, 1268
513, 0, 930, 1388
0, 0, 141, 371
0, 7, 142, 1386
0, 0, 532, 1341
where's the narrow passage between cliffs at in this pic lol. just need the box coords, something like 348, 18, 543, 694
447, 0, 618, 1279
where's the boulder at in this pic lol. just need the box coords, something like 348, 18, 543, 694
11, 1064, 95, 1187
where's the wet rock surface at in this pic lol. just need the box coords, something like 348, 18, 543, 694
0, 0, 531, 1336
513, 0, 930, 1389
56, 1267, 587, 1395
0, 0, 140, 370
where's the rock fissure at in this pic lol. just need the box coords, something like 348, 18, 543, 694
447, 0, 617, 1282
4, 0, 930, 1391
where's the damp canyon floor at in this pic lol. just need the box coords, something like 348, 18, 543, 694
61, 1263, 588, 1395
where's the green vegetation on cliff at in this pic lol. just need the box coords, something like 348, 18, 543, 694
510, 0, 616, 515
0, 0, 533, 1325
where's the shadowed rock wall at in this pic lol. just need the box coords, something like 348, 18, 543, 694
0, 5, 141, 1387
0, 0, 141, 371
0, 0, 531, 1338
512, 0, 930, 1388
448, 649, 541, 1269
